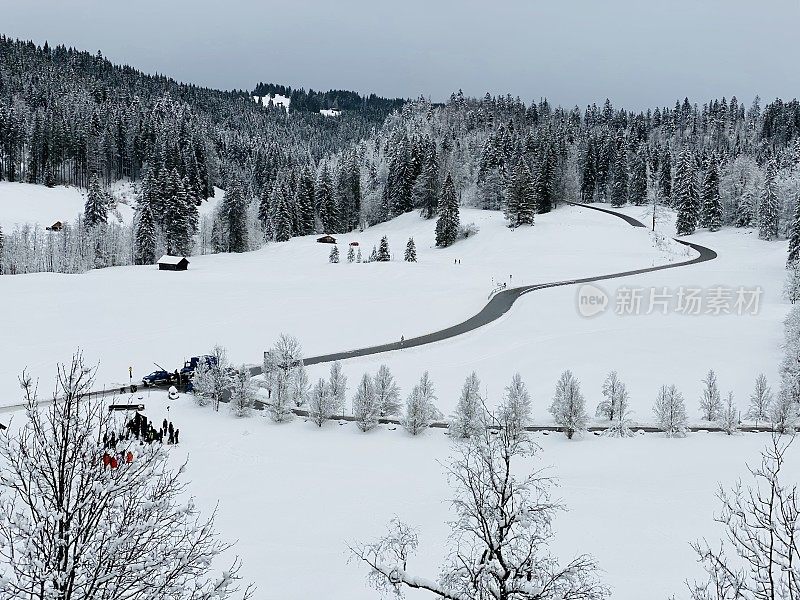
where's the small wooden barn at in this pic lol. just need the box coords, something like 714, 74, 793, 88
157, 255, 190, 271
46, 221, 64, 231
317, 235, 337, 244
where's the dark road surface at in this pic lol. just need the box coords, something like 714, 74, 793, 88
252, 202, 717, 374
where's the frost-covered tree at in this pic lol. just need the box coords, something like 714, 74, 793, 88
222, 181, 249, 253
689, 435, 799, 600
758, 158, 780, 241
356, 247, 362, 262
376, 236, 391, 261
266, 369, 293, 423
745, 373, 773, 425
628, 145, 648, 206
329, 245, 340, 263
289, 363, 310, 407
497, 373, 532, 438
263, 334, 304, 398
699, 369, 723, 422
717, 391, 739, 435
595, 370, 628, 422
347, 245, 355, 263
308, 378, 338, 427
230, 365, 256, 417
0, 353, 253, 600
435, 173, 460, 247
449, 372, 486, 439
353, 373, 379, 432
192, 344, 231, 412
785, 260, 800, 303
403, 372, 440, 435
549, 370, 588, 439
653, 384, 688, 437
374, 364, 401, 416
609, 142, 628, 208
404, 237, 417, 262
413, 145, 439, 219
328, 361, 348, 415
352, 426, 608, 600
770, 390, 797, 434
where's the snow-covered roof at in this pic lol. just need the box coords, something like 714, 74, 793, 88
320, 108, 341, 117
157, 255, 188, 265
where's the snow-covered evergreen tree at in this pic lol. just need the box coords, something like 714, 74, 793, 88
222, 181, 249, 253
699, 369, 723, 422
413, 145, 439, 219
294, 167, 316, 235
402, 372, 440, 435
376, 236, 390, 261
745, 373, 773, 424
497, 373, 532, 438
84, 172, 108, 226
505, 160, 536, 227
449, 372, 486, 439
675, 148, 699, 235
353, 373, 379, 432
404, 237, 417, 262
609, 142, 629, 207
347, 245, 355, 263
356, 247, 362, 262
758, 158, 780, 240
317, 164, 338, 233
717, 391, 739, 435
0, 354, 252, 600
659, 148, 672, 202
308, 378, 337, 427
628, 145, 648, 206
374, 364, 401, 416
134, 195, 157, 265
230, 365, 256, 417
700, 153, 723, 231
435, 174, 460, 247
329, 245, 340, 263
653, 384, 688, 437
549, 370, 588, 439
787, 193, 800, 264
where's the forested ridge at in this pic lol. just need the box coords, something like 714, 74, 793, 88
2, 35, 800, 277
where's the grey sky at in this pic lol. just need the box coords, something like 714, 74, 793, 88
4, 0, 798, 110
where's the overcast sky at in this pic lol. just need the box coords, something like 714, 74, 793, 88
4, 0, 798, 110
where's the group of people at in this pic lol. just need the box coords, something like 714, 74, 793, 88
124, 412, 180, 445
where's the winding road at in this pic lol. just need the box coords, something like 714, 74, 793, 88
253, 202, 717, 373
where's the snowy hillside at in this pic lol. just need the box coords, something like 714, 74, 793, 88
0, 182, 136, 230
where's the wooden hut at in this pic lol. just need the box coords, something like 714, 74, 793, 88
157, 255, 190, 271
316, 235, 337, 244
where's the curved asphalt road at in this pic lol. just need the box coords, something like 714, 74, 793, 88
253, 202, 717, 373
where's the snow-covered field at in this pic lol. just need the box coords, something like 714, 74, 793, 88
8, 390, 783, 600
0, 203, 695, 407
316, 205, 789, 425
1, 189, 796, 600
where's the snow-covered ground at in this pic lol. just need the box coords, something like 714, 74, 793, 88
0, 204, 693, 407
8, 390, 784, 600
0, 181, 136, 230
253, 93, 291, 112
305, 206, 788, 426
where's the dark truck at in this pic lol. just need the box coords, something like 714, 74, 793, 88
180, 355, 218, 378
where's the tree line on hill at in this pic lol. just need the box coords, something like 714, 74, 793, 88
4, 36, 800, 280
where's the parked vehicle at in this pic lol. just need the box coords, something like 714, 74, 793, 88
142, 370, 173, 387
180, 355, 218, 377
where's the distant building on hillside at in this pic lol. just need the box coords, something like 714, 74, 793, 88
317, 235, 337, 244
46, 221, 63, 231
157, 255, 189, 271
